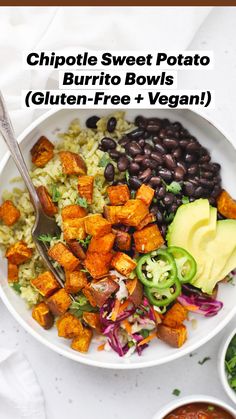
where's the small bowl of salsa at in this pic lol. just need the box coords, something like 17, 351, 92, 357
153, 396, 236, 419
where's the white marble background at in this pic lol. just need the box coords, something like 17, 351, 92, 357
0, 6, 236, 419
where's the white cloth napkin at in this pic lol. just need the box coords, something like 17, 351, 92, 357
0, 348, 45, 419
0, 6, 213, 419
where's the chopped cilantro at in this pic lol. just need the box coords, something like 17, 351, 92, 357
140, 329, 149, 339
38, 234, 56, 243
172, 389, 181, 397
182, 195, 190, 205
225, 334, 236, 390
98, 153, 110, 167
125, 170, 130, 183
166, 181, 182, 195
136, 308, 145, 316
164, 212, 175, 223
131, 190, 136, 199
11, 283, 21, 294
69, 293, 98, 318
76, 196, 88, 208
198, 356, 211, 365
153, 197, 157, 203
207, 406, 215, 412
51, 185, 61, 202
77, 235, 92, 248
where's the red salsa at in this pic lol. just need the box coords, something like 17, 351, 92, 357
164, 403, 234, 419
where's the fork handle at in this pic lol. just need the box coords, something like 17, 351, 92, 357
0, 93, 41, 212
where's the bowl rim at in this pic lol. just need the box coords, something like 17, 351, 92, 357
219, 326, 236, 405
152, 394, 236, 418
0, 107, 236, 369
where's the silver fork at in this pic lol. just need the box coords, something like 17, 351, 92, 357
0, 92, 65, 288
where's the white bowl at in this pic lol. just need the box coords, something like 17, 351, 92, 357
0, 108, 236, 369
153, 395, 236, 418
219, 327, 236, 405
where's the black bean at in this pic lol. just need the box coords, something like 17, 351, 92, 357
109, 150, 121, 161
138, 139, 146, 148
186, 142, 200, 153
212, 163, 221, 172
199, 154, 211, 163
177, 161, 187, 174
170, 203, 178, 213
101, 137, 117, 150
179, 139, 189, 148
199, 178, 214, 188
200, 163, 213, 172
163, 193, 175, 206
208, 197, 216, 206
164, 154, 176, 170
144, 144, 154, 155
173, 122, 182, 130
107, 117, 117, 133
135, 115, 147, 128
127, 128, 145, 140
150, 152, 164, 165
155, 209, 164, 224
187, 164, 198, 176
126, 142, 143, 157
184, 181, 195, 196
158, 129, 167, 139
129, 162, 140, 175
149, 176, 162, 187
138, 168, 152, 181
174, 166, 185, 181
86, 115, 100, 129
172, 148, 182, 159
117, 156, 129, 172
146, 123, 161, 133
163, 138, 178, 149
201, 171, 213, 179
142, 158, 157, 170
160, 225, 167, 237
194, 186, 205, 198
118, 137, 130, 147
133, 154, 145, 163
157, 186, 166, 199
185, 153, 198, 164
129, 177, 142, 190
104, 163, 115, 182
154, 143, 167, 154
212, 185, 222, 198
158, 168, 172, 182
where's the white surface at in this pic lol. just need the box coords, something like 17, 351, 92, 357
0, 5, 236, 419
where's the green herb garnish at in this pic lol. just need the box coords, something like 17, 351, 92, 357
125, 170, 130, 183
225, 334, 236, 390
140, 329, 149, 339
164, 212, 175, 223
51, 185, 61, 202
207, 406, 215, 412
77, 235, 92, 248
166, 181, 182, 195
182, 195, 190, 205
76, 196, 88, 208
98, 154, 110, 167
172, 389, 181, 397
198, 356, 211, 365
128, 341, 135, 348
131, 190, 136, 199
38, 234, 57, 243
11, 282, 21, 294
69, 293, 98, 318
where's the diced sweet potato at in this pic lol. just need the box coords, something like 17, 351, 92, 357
71, 328, 93, 353
31, 136, 54, 167
111, 252, 137, 277
163, 303, 188, 328
78, 176, 94, 204
157, 324, 187, 348
136, 184, 155, 207
32, 302, 54, 329
126, 277, 143, 306
37, 186, 57, 217
84, 252, 113, 278
133, 224, 164, 253
59, 151, 87, 175
8, 262, 18, 283
217, 190, 236, 219
107, 185, 130, 206
118, 199, 149, 227
63, 218, 86, 241
103, 205, 122, 224
48, 242, 80, 271
113, 229, 131, 251
61, 204, 87, 221
31, 271, 60, 298
88, 233, 115, 253
57, 312, 83, 338
84, 214, 111, 237
136, 213, 156, 231
47, 289, 71, 316
6, 241, 33, 265
65, 270, 88, 294
0, 200, 20, 226
83, 277, 119, 308
67, 240, 86, 260
83, 312, 101, 332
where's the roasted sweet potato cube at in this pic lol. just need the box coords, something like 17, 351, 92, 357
78, 176, 94, 205
59, 151, 87, 175
37, 186, 57, 217
8, 262, 19, 283
32, 302, 54, 329
6, 241, 33, 265
83, 277, 119, 308
157, 324, 187, 348
133, 224, 164, 253
31, 271, 60, 298
67, 240, 86, 260
84, 214, 111, 237
113, 229, 131, 251
48, 242, 80, 271
57, 312, 83, 338
61, 204, 87, 221
136, 213, 156, 231
71, 328, 93, 353
217, 190, 236, 219
163, 303, 188, 328
47, 289, 71, 316
84, 252, 113, 278
63, 218, 86, 241
88, 233, 115, 253
65, 270, 88, 294
103, 205, 122, 224
31, 136, 54, 168
107, 185, 130, 206
136, 184, 155, 207
118, 199, 148, 227
111, 252, 137, 277
0, 200, 20, 226
126, 277, 143, 306
83, 312, 101, 332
